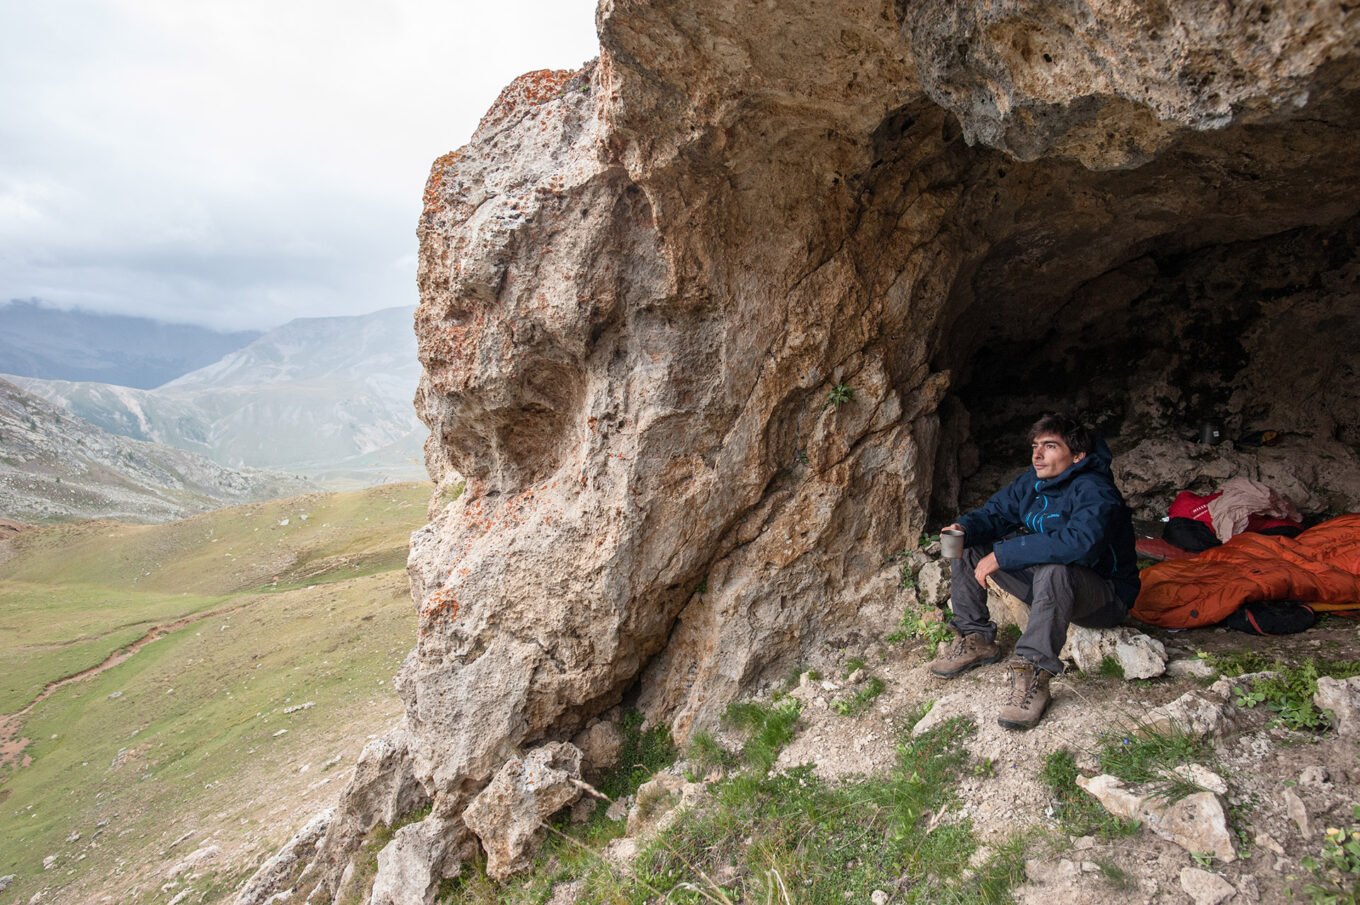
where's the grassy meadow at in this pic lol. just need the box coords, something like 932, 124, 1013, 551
0, 483, 432, 905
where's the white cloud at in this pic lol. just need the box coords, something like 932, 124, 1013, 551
0, 0, 600, 331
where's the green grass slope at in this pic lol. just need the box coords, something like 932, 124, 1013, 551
0, 482, 432, 905
0, 484, 429, 714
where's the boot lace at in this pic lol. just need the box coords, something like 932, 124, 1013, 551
1009, 666, 1044, 708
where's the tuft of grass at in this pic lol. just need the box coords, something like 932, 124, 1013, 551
1041, 749, 1140, 839
722, 699, 801, 775
1096, 724, 1210, 802
832, 676, 886, 717
1092, 857, 1131, 887
1097, 655, 1126, 679
843, 656, 868, 677
686, 730, 736, 775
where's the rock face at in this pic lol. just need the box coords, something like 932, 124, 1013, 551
253, 1, 1360, 899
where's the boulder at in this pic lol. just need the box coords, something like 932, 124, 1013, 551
916, 560, 952, 609
624, 773, 708, 841
235, 809, 332, 905
571, 721, 624, 776
462, 742, 585, 881
1142, 675, 1271, 739
987, 580, 1166, 677
240, 0, 1360, 896
165, 844, 220, 881
1167, 658, 1216, 680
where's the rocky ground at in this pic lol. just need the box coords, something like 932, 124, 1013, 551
701, 617, 1360, 905
521, 612, 1358, 905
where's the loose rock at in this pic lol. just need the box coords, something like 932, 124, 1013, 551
1179, 866, 1237, 905
1314, 676, 1360, 738
462, 742, 585, 881
1077, 775, 1236, 862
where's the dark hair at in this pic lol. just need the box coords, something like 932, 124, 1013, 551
1027, 413, 1093, 456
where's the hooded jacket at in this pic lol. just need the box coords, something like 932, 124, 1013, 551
957, 436, 1140, 608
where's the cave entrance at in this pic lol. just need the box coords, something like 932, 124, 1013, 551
927, 95, 1360, 525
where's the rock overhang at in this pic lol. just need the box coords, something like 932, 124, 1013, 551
242, 3, 1360, 899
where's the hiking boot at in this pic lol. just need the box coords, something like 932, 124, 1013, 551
997, 658, 1053, 730
927, 632, 1003, 678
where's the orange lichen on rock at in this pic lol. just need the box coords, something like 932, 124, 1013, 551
473, 69, 579, 141
422, 150, 464, 214
421, 587, 461, 623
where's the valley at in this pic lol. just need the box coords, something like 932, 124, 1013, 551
0, 483, 434, 905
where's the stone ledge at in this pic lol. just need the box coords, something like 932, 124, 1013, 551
986, 578, 1167, 678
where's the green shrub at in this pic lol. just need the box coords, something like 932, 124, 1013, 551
825, 383, 854, 408
1213, 657, 1360, 732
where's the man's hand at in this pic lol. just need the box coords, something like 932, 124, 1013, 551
974, 552, 1000, 588
943, 522, 964, 534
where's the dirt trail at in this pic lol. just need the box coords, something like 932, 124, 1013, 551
0, 598, 254, 771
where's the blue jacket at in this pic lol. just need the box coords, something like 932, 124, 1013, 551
957, 437, 1140, 607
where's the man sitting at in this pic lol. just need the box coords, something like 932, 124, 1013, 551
928, 413, 1140, 729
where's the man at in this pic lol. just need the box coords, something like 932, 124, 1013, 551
927, 413, 1140, 729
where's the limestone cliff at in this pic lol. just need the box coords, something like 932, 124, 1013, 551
240, 2, 1360, 901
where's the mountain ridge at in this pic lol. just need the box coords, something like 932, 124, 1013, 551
7, 307, 426, 486
0, 300, 261, 389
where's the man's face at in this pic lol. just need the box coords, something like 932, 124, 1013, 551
1031, 432, 1085, 479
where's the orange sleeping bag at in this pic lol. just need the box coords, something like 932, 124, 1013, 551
1131, 514, 1360, 629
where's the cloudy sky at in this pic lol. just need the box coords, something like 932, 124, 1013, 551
0, 0, 600, 331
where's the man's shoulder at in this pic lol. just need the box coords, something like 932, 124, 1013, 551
1065, 469, 1124, 501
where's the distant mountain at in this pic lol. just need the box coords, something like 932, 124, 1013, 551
9, 307, 427, 486
0, 378, 312, 523
0, 300, 261, 389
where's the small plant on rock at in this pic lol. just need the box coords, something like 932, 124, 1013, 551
825, 382, 854, 409
887, 602, 954, 653
1215, 656, 1360, 732
1097, 655, 1125, 679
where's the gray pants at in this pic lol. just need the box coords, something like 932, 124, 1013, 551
948, 544, 1126, 674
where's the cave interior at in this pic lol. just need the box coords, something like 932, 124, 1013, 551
919, 89, 1360, 524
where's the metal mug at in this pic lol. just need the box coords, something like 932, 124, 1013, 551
940, 529, 965, 559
